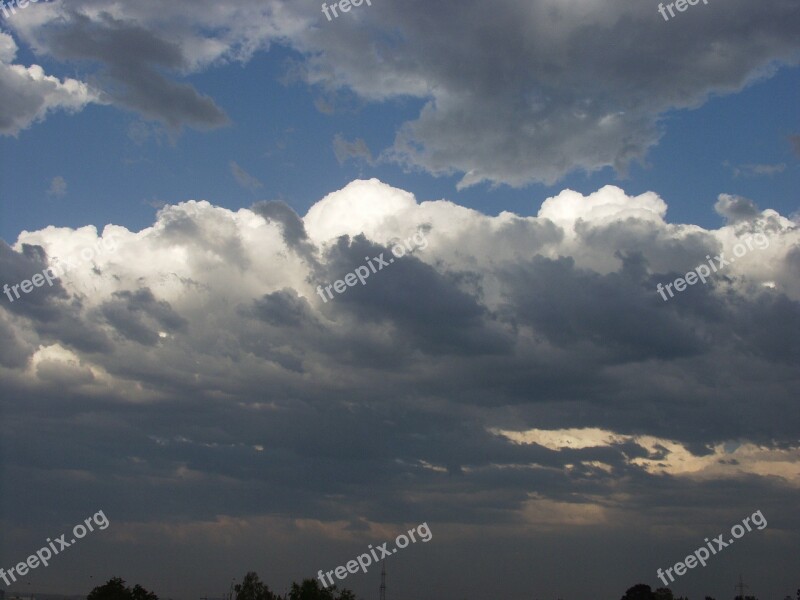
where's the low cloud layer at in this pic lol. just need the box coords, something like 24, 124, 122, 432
1, 180, 799, 597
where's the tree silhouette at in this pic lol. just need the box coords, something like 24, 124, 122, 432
288, 579, 334, 600
654, 588, 674, 600
87, 578, 159, 600
621, 584, 656, 600
234, 572, 278, 600
130, 585, 159, 600
231, 573, 355, 600
287, 578, 354, 600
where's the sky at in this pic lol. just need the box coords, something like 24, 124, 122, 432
0, 1, 799, 599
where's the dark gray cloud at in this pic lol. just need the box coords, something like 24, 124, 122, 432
252, 200, 318, 265
294, 0, 800, 186
1, 240, 69, 315
0, 240, 115, 353
500, 254, 707, 363
0, 314, 30, 367
43, 11, 229, 130
100, 288, 188, 346
247, 289, 315, 329
715, 193, 762, 224
318, 234, 511, 357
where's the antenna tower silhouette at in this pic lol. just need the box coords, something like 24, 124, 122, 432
735, 574, 749, 599
379, 560, 386, 600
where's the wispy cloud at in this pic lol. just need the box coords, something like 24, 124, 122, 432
46, 176, 67, 198
790, 134, 800, 157
727, 162, 787, 178
333, 134, 374, 166
230, 161, 263, 192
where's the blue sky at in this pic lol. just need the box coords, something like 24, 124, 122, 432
2, 43, 797, 242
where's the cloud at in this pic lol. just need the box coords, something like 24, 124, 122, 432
3, 178, 800, 595
2, 178, 799, 503
100, 288, 188, 346
3, 1, 798, 185
127, 120, 167, 146
333, 134, 374, 166
494, 427, 800, 480
314, 97, 335, 115
0, 31, 102, 136
727, 162, 787, 177
295, 0, 800, 187
715, 193, 762, 224
230, 161, 264, 192
11, 9, 229, 131
47, 175, 67, 197
790, 134, 800, 157
251, 199, 318, 265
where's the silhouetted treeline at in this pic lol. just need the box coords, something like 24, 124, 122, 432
235, 571, 355, 600
620, 583, 799, 600
87, 572, 358, 600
